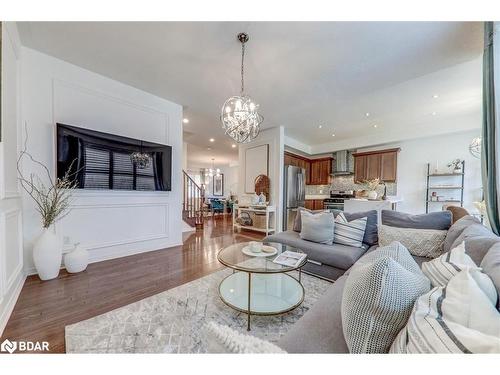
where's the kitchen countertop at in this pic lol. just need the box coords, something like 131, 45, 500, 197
347, 196, 403, 203
305, 194, 330, 200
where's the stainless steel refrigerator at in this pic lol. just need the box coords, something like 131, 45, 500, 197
283, 165, 306, 231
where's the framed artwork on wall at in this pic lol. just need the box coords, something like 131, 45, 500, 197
245, 144, 269, 193
213, 173, 224, 196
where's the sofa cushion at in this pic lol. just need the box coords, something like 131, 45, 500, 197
481, 243, 500, 307
450, 224, 499, 265
343, 210, 378, 246
390, 269, 500, 353
264, 231, 366, 270
278, 275, 349, 353
293, 207, 327, 232
421, 241, 479, 287
299, 211, 335, 244
444, 215, 481, 252
333, 213, 367, 248
382, 210, 452, 230
378, 224, 447, 258
342, 256, 430, 353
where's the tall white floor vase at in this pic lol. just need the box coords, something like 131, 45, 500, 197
33, 226, 63, 280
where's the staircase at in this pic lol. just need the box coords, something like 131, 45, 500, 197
182, 170, 204, 229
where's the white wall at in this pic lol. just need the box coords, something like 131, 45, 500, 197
0, 22, 25, 335
20, 47, 184, 272
358, 129, 482, 214
238, 127, 284, 230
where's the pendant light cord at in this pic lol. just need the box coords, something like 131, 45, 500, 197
241, 42, 245, 95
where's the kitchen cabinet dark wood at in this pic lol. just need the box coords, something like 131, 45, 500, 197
309, 158, 332, 185
305, 199, 324, 210
284, 152, 311, 184
353, 148, 400, 183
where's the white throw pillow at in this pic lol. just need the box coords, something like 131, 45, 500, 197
299, 211, 335, 244
378, 224, 447, 258
203, 322, 286, 353
334, 212, 367, 248
390, 268, 500, 353
421, 241, 483, 288
341, 256, 430, 353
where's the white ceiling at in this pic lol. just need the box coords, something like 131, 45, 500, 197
17, 21, 483, 164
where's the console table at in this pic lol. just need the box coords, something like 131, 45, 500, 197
232, 205, 276, 236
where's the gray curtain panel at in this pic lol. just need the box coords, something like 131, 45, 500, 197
482, 22, 500, 235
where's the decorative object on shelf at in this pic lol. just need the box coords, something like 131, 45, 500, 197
254, 174, 270, 200
362, 178, 380, 200
469, 137, 481, 159
447, 159, 463, 173
236, 211, 253, 226
64, 242, 89, 273
251, 192, 260, 205
258, 192, 266, 204
221, 32, 263, 144
130, 140, 151, 169
213, 173, 224, 196
17, 123, 78, 280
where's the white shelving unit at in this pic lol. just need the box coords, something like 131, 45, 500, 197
232, 205, 276, 236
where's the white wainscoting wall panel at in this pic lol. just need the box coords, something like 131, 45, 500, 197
20, 46, 183, 272
0, 22, 25, 336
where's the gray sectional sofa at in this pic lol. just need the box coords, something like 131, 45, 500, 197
264, 212, 500, 353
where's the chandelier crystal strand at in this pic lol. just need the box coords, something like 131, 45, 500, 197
221, 33, 263, 144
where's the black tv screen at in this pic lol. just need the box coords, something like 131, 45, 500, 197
56, 123, 172, 191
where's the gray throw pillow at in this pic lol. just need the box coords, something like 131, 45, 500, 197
293, 207, 327, 232
480, 243, 500, 308
343, 210, 378, 246
382, 210, 452, 230
450, 224, 499, 265
299, 211, 335, 244
342, 256, 430, 353
443, 215, 481, 252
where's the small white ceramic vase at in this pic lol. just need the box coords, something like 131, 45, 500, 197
259, 192, 266, 204
64, 243, 89, 273
251, 193, 260, 205
33, 226, 63, 281
367, 190, 378, 200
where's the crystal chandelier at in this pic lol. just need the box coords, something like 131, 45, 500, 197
469, 137, 481, 159
130, 141, 151, 169
205, 158, 221, 182
221, 33, 263, 143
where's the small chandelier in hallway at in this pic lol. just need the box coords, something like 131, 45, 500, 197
221, 32, 263, 144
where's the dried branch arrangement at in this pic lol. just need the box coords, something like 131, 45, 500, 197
17, 123, 79, 229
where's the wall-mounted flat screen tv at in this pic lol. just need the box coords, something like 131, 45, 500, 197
56, 123, 172, 191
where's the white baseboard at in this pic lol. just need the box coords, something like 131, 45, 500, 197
0, 271, 26, 337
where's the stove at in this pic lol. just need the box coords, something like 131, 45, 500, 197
323, 190, 355, 211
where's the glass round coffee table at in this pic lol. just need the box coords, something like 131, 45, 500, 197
217, 242, 307, 331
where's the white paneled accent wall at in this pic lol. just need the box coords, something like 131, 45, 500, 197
0, 22, 25, 336
20, 47, 183, 272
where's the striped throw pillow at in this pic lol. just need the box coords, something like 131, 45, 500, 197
390, 268, 500, 353
334, 212, 367, 248
421, 241, 478, 287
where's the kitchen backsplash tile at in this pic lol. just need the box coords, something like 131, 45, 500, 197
306, 176, 397, 196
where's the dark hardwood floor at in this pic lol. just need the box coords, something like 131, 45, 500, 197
1, 216, 263, 353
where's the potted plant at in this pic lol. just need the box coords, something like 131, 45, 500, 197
17, 126, 78, 280
363, 178, 380, 200
447, 159, 463, 173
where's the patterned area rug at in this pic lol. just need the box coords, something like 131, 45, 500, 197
65, 268, 331, 353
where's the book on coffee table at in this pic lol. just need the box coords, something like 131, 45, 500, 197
273, 250, 307, 268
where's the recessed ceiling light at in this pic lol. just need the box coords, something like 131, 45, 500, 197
432, 111, 437, 116
209, 138, 215, 142
207, 147, 212, 151
318, 125, 322, 129
373, 124, 378, 128
182, 118, 189, 124
332, 133, 336, 137
432, 94, 439, 99
365, 112, 370, 117
231, 144, 236, 148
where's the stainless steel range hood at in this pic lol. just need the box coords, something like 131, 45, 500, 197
332, 150, 353, 175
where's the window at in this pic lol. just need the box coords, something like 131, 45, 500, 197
82, 145, 155, 190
